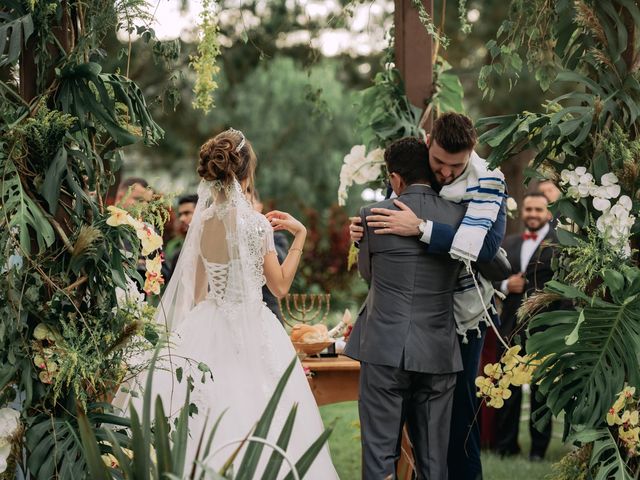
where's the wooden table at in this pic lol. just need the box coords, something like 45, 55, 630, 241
302, 355, 415, 479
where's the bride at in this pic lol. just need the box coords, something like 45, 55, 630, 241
120, 128, 339, 478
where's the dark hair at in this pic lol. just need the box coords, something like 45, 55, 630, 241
431, 112, 477, 153
197, 129, 257, 187
119, 177, 149, 191
523, 192, 549, 203
178, 194, 198, 206
384, 137, 430, 185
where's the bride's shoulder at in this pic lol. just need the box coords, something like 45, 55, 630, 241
244, 209, 273, 232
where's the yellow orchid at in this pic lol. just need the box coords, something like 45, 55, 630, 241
607, 407, 622, 426
137, 224, 163, 255
101, 453, 119, 468
144, 274, 163, 295
145, 255, 163, 275
619, 425, 640, 447
612, 395, 627, 413
484, 363, 503, 379
621, 410, 640, 426
106, 206, 134, 227
38, 370, 55, 384
621, 386, 637, 399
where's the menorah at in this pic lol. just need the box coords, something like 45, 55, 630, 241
279, 293, 331, 328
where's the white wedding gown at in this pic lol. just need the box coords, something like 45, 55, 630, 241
119, 180, 338, 479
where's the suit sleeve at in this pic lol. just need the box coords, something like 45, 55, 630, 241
424, 199, 507, 261
357, 207, 372, 284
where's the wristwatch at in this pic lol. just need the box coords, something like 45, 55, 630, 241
417, 220, 427, 236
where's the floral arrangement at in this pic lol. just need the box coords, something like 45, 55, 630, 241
475, 346, 540, 408
338, 145, 385, 206
106, 205, 165, 294
560, 168, 635, 257
607, 386, 640, 458
0, 408, 21, 479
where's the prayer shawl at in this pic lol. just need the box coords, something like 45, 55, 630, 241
440, 152, 506, 340
440, 152, 506, 262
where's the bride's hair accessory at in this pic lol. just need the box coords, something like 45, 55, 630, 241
227, 128, 246, 152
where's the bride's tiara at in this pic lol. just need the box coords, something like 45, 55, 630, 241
226, 128, 246, 153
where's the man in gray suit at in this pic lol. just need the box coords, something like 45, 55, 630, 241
345, 137, 466, 480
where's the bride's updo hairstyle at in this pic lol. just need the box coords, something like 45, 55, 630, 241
197, 129, 257, 187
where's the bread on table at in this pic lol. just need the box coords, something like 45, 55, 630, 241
290, 323, 330, 343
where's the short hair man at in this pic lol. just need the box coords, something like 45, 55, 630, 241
169, 194, 199, 274
494, 192, 557, 461
345, 137, 468, 480
350, 113, 508, 480
116, 177, 152, 209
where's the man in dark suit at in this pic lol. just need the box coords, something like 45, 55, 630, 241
494, 192, 558, 460
345, 137, 466, 480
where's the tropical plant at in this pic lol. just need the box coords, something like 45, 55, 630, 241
78, 353, 331, 480
0, 1, 185, 478
476, 0, 640, 477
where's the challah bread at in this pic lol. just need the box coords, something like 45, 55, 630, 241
290, 323, 330, 343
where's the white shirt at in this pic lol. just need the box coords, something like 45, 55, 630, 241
500, 223, 550, 294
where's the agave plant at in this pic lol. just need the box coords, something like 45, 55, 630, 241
78, 351, 331, 480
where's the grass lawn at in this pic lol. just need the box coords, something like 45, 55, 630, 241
320, 401, 571, 480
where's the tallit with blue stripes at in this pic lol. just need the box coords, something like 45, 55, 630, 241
440, 152, 506, 340
439, 151, 506, 262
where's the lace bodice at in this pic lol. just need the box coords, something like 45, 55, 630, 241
201, 208, 275, 306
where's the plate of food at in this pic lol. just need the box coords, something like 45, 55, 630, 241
290, 323, 335, 355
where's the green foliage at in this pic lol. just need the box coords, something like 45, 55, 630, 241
27, 406, 131, 480
356, 44, 424, 150
527, 268, 640, 434
190, 0, 222, 114
0, 1, 172, 477
549, 443, 594, 480
555, 228, 632, 294
568, 429, 634, 480
410, 0, 449, 48
78, 354, 331, 479
430, 57, 465, 115
0, 9, 34, 67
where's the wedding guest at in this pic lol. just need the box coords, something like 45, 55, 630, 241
115, 177, 152, 208
350, 113, 509, 480
537, 179, 561, 203
168, 194, 198, 274
116, 177, 170, 291
494, 192, 558, 461
345, 137, 466, 480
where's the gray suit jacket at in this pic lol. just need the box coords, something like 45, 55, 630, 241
344, 184, 466, 374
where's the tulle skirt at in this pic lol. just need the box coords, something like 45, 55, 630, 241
133, 299, 339, 480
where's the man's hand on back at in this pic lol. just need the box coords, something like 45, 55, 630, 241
367, 200, 422, 236
349, 216, 364, 243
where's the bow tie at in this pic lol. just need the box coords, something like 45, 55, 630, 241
522, 231, 538, 241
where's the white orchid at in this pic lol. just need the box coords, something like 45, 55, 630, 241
0, 408, 20, 474
601, 172, 619, 186
115, 276, 145, 309
592, 196, 611, 212
506, 197, 518, 211
596, 196, 636, 258
338, 145, 385, 206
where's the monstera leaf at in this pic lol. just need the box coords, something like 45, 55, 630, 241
0, 151, 55, 254
527, 271, 640, 432
56, 62, 164, 147
0, 7, 34, 67
26, 406, 131, 480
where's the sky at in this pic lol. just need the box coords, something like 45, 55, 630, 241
141, 0, 393, 56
